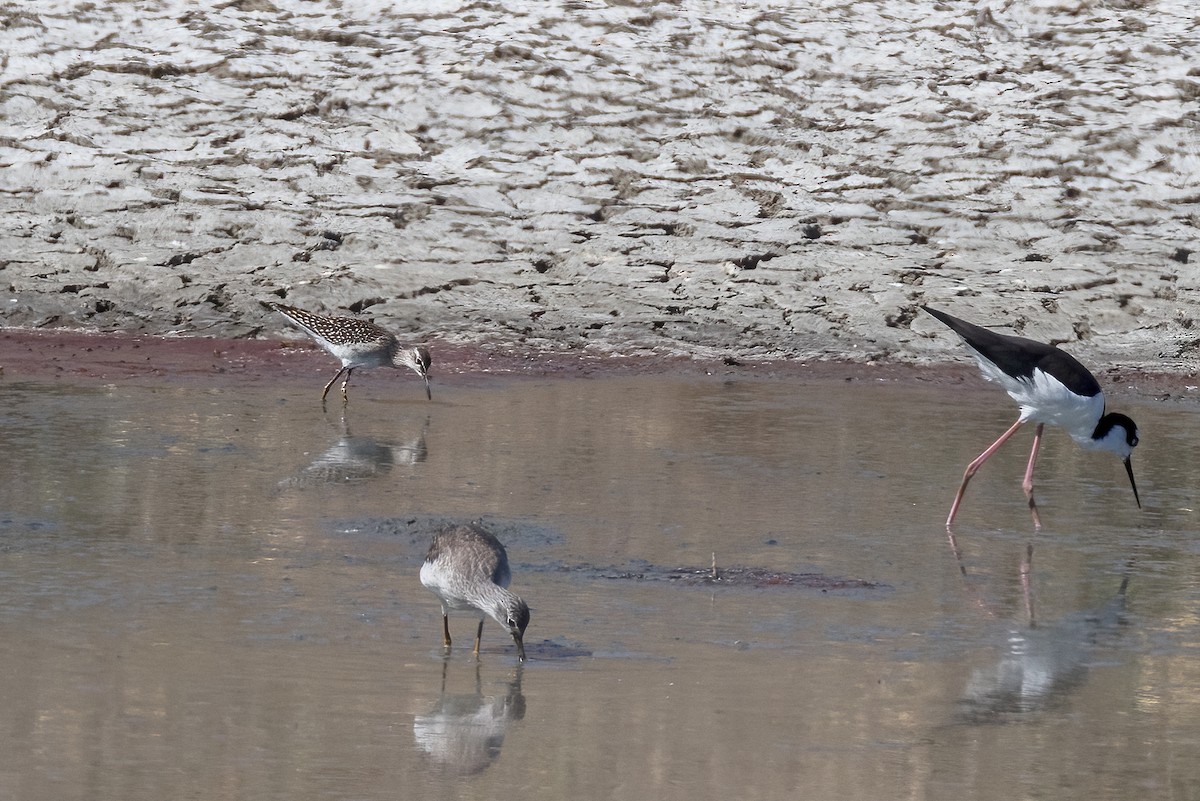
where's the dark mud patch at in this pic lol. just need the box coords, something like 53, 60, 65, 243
330, 515, 567, 555
522, 640, 595, 661
561, 561, 889, 594
328, 517, 885, 594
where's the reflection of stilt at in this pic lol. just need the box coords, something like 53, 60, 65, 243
945, 543, 1139, 724
945, 528, 1036, 623
944, 527, 998, 619
955, 567, 1132, 722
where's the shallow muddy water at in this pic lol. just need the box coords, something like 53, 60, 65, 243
1, 371, 1199, 800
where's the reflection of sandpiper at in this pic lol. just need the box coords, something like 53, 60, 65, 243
413, 662, 525, 776
420, 523, 530, 662
277, 412, 428, 488
924, 306, 1140, 530
271, 303, 431, 404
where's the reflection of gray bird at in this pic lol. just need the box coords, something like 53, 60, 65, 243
271, 303, 431, 404
420, 523, 530, 661
957, 575, 1129, 722
413, 664, 525, 776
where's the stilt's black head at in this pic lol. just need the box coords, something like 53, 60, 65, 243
1094, 412, 1140, 508
1093, 412, 1139, 455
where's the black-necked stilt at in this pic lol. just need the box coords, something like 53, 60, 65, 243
271, 303, 431, 403
924, 306, 1140, 529
420, 523, 530, 661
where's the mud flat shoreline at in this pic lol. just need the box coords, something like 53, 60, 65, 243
2, 329, 1194, 411
1, 1, 1197, 374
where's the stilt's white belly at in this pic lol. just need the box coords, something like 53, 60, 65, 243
981, 361, 1104, 443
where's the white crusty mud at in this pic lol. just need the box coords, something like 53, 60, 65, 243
1, 0, 1197, 369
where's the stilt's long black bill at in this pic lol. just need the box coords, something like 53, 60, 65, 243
1124, 457, 1141, 509
424, 375, 432, 401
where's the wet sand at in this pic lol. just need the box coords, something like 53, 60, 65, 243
2, 1, 1197, 372
2, 329, 1197, 409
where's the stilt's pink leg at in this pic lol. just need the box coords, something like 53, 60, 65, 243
946, 419, 1025, 529
1022, 424, 1045, 530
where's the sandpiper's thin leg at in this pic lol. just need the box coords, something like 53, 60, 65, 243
946, 419, 1025, 529
339, 367, 355, 405
441, 612, 452, 649
1022, 424, 1045, 530
473, 619, 485, 657
322, 366, 350, 402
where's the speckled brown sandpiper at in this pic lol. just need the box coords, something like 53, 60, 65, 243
272, 303, 431, 403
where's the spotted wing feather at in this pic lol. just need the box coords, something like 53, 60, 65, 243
273, 303, 394, 348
